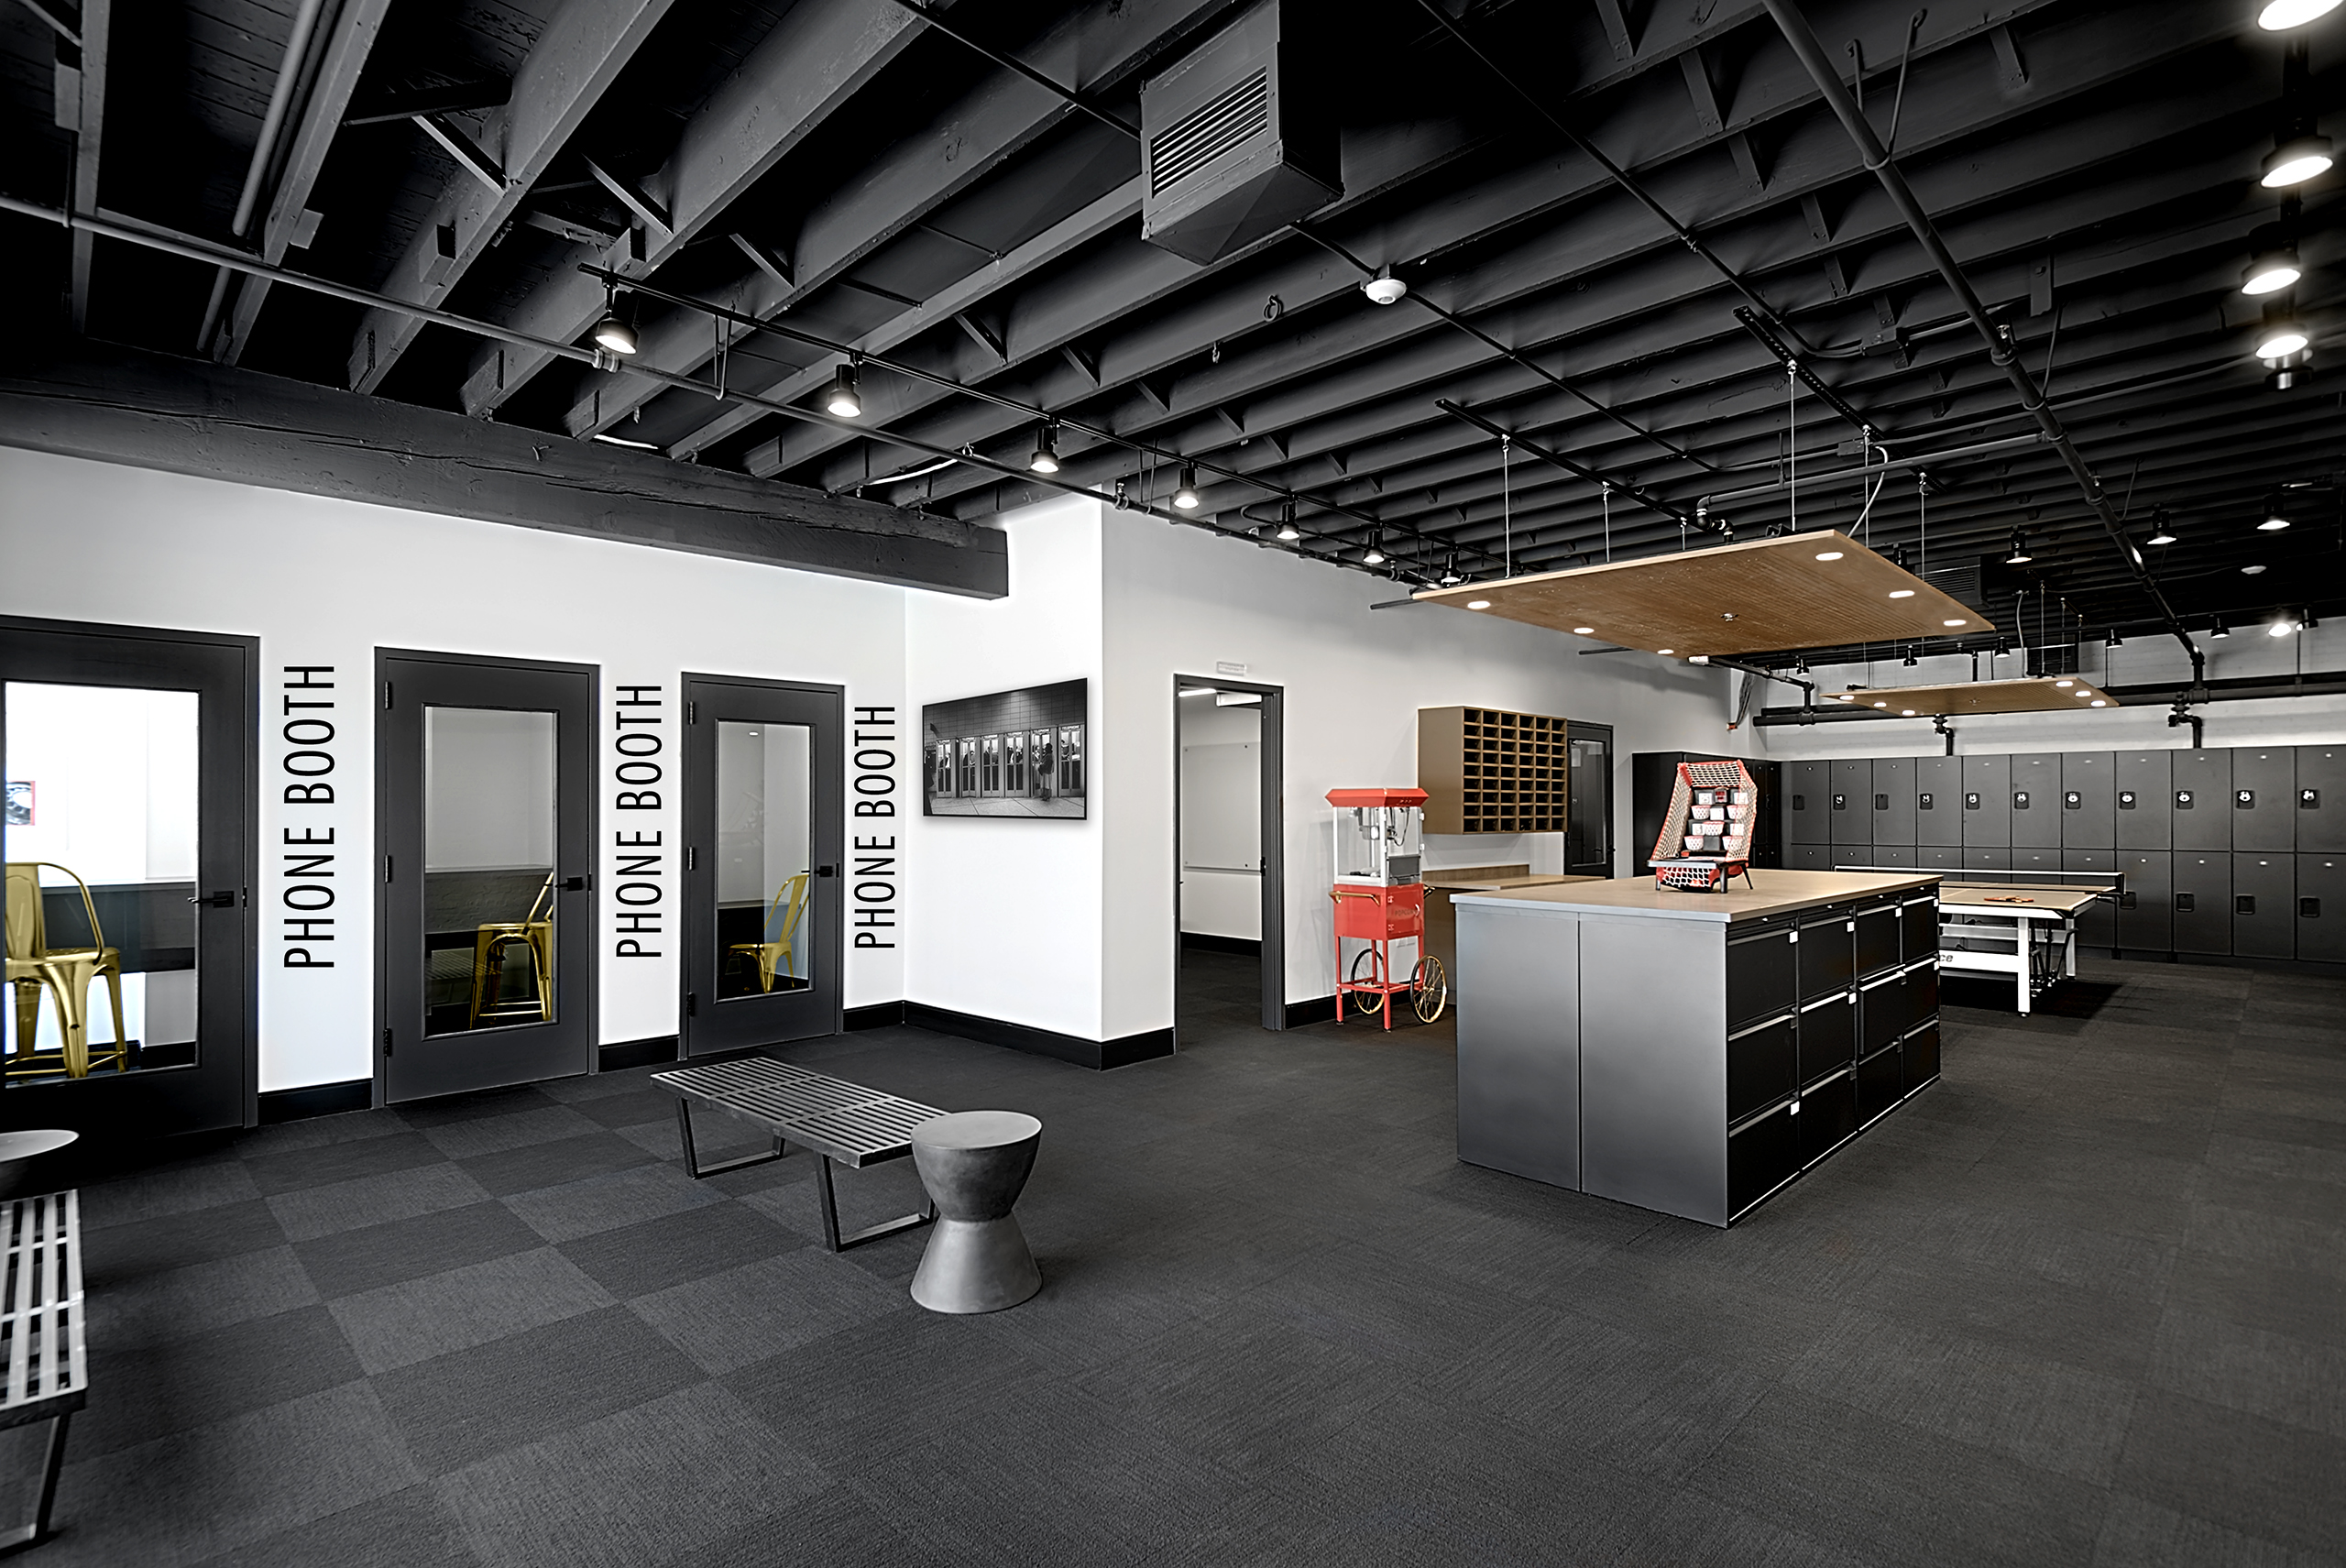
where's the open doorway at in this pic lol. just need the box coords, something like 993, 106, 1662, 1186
1566, 720, 1615, 878
1174, 676, 1283, 1041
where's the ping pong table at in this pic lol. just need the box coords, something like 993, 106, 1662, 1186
1836, 867, 2120, 1014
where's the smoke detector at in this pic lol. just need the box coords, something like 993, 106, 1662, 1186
1363, 269, 1408, 306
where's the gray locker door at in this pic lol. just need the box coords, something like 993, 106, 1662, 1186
2172, 751, 2232, 852
2233, 854, 2297, 959
2116, 850, 2171, 952
2298, 747, 2346, 852
1788, 760, 1828, 844
2115, 751, 2173, 849
1789, 841, 1832, 870
2010, 848, 2062, 880
2062, 752, 2114, 850
2299, 854, 2345, 961
1831, 759, 1874, 847
2009, 753, 2062, 847
1918, 843, 1964, 870
2232, 750, 2297, 853
1873, 756, 1918, 846
2173, 852, 2232, 955
1963, 755, 2011, 848
1869, 844, 1918, 868
1916, 756, 1963, 846
2066, 849, 2117, 946
1963, 845, 2013, 872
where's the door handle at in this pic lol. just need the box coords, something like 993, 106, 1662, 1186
188, 890, 237, 908
817, 865, 838, 878
562, 875, 590, 893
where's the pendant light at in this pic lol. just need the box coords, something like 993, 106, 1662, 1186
1028, 424, 1059, 475
2261, 0, 2342, 27
1172, 466, 1200, 510
1278, 500, 1302, 543
2268, 613, 2301, 636
1362, 531, 1386, 566
2145, 510, 2178, 546
592, 283, 637, 356
2303, 607, 2322, 630
2242, 245, 2302, 295
2105, 628, 2124, 648
2004, 530, 2034, 565
2210, 616, 2231, 639
2256, 313, 2310, 359
2259, 493, 2292, 531
2261, 133, 2333, 188
825, 362, 861, 418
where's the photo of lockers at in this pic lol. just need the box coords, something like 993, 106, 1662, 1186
1780, 744, 2345, 962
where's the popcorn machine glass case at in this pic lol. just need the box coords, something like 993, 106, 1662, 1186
1649, 760, 1760, 892
1327, 789, 1446, 1027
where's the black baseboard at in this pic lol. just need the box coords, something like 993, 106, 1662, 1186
1179, 932, 1262, 956
1283, 994, 1338, 1027
599, 1036, 679, 1072
844, 1001, 907, 1031
258, 1079, 373, 1124
900, 1002, 1174, 1070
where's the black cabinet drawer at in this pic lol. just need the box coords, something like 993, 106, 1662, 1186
1797, 1071, 1858, 1166
1900, 894, 1936, 963
1798, 914, 1855, 999
1905, 960, 1938, 1030
1728, 1102, 1800, 1219
1904, 1023, 1941, 1091
1798, 991, 1856, 1086
1727, 1014, 1796, 1124
1859, 970, 1905, 1056
1857, 1047, 1904, 1124
1726, 926, 1797, 1030
1855, 903, 1901, 978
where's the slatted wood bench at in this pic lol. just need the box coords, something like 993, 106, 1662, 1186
652, 1058, 941, 1252
0, 1190, 83, 1552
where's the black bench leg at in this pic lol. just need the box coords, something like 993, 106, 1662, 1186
813, 1155, 936, 1254
674, 1099, 786, 1180
0, 1411, 71, 1554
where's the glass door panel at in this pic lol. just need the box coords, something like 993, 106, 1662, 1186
423, 707, 557, 1037
1567, 729, 1613, 877
714, 719, 814, 1002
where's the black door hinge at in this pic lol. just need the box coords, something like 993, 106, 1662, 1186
383, 681, 394, 709
685, 992, 697, 1017
685, 847, 697, 871
385, 855, 394, 883
382, 1025, 394, 1058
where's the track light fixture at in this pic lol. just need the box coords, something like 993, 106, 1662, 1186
2210, 616, 2231, 639
2261, 0, 2343, 27
2242, 244, 2302, 295
1363, 532, 1386, 566
1172, 465, 1200, 510
1992, 638, 2012, 658
2004, 530, 2034, 565
2261, 132, 2333, 188
2146, 510, 2178, 546
2256, 309, 2311, 359
1902, 645, 1919, 666
2267, 350, 2313, 389
2105, 628, 2124, 648
592, 283, 637, 356
2259, 492, 2293, 530
2304, 607, 2322, 630
825, 362, 861, 418
1028, 424, 1059, 475
2269, 613, 2301, 636
1277, 500, 1303, 543
1439, 550, 1462, 587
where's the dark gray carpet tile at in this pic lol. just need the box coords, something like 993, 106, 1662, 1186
1845, 1249, 2170, 1383
267, 1162, 494, 1244
2148, 1305, 2346, 1439
1231, 1234, 1529, 1378
1689, 1383, 2115, 1568
394, 1083, 563, 1128
843, 1378, 1246, 1568
503, 1159, 725, 1245
92, 1245, 320, 1352
2185, 1201, 2346, 1282
735, 1156, 928, 1241
327, 1246, 614, 1375
1552, 1251, 1843, 1381
627, 1244, 913, 1376
1593, 1490, 1884, 1568
971, 1239, 1274, 1378
2091, 1494, 2346, 1568
2206, 1129, 2346, 1187
434, 1382, 828, 1568
189, 1486, 483, 1568
2221, 1080, 2346, 1125
2218, 1104, 2346, 1154
558, 1196, 806, 1299
1131, 1485, 1466, 1568
294, 1199, 546, 1300
241, 1129, 450, 1197
78, 1304, 363, 1461
2193, 1165, 2346, 1226
1782, 1306, 2140, 1486
568, 1083, 676, 1129
724, 1310, 1050, 1470
2166, 1246, 2346, 1349
82, 1197, 286, 1284
454, 1129, 658, 1198
415, 1103, 607, 1161
79, 1158, 259, 1231
233, 1108, 411, 1157
41, 1381, 421, 1568
2115, 1390, 2346, 1555
373, 1305, 706, 1476
660, 1484, 949, 1568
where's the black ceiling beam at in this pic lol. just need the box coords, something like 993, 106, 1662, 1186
342, 77, 510, 126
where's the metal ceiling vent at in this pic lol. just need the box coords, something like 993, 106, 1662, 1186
1140, 0, 1341, 265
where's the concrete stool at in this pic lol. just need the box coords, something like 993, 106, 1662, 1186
907, 1111, 1043, 1314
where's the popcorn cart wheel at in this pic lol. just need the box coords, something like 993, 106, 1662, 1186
1348, 948, 1448, 1023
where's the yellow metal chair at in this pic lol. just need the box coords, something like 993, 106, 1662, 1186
4, 862, 129, 1079
468, 872, 555, 1027
727, 872, 810, 992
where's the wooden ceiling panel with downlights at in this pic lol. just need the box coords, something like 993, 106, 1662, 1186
1824, 676, 2121, 716
1412, 532, 1993, 655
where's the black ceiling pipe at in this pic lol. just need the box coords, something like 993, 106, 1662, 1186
1759, 0, 2204, 685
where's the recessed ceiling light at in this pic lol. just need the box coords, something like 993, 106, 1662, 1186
1873, 700, 1890, 708
2090, 699, 2108, 707
1902, 708, 1917, 717
2261, 134, 2333, 189
1889, 589, 1915, 599
1814, 551, 1844, 561
1467, 599, 1492, 609
1657, 648, 1674, 655
1572, 626, 1595, 634
2055, 679, 2074, 687
2242, 564, 2269, 575
1943, 619, 1967, 627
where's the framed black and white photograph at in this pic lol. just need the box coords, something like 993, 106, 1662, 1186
922, 680, 1086, 819
5, 781, 31, 827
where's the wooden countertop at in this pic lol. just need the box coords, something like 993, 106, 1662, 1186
1937, 883, 2104, 915
1450, 867, 1942, 924
1423, 873, 1604, 891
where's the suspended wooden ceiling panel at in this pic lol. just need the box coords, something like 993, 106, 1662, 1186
1412, 532, 1992, 656
1824, 676, 2121, 715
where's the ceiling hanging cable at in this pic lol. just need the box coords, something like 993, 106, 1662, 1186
1501, 433, 1514, 576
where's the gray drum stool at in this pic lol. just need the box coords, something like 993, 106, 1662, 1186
908, 1111, 1043, 1314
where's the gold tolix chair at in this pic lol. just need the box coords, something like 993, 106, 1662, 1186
468, 872, 555, 1027
726, 872, 810, 992
5, 862, 130, 1079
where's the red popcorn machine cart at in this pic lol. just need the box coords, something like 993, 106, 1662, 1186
1649, 760, 1760, 892
1328, 787, 1448, 1027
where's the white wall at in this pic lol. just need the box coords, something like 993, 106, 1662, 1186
0, 445, 908, 1091
1102, 506, 1752, 1033
904, 494, 1104, 1038
1178, 697, 1260, 940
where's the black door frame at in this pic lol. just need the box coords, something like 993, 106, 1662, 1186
1172, 674, 1286, 1036
376, 649, 598, 1102
1566, 719, 1617, 877
0, 615, 258, 1134
679, 674, 844, 1056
